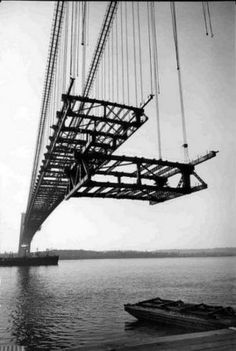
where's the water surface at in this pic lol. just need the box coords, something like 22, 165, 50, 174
0, 257, 235, 350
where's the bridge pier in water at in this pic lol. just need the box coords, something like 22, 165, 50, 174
18, 213, 31, 256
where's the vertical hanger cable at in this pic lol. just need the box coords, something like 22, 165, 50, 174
137, 2, 144, 103
170, 2, 189, 162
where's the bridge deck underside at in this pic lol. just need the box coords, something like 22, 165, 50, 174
24, 96, 149, 237
66, 152, 217, 204
23, 95, 217, 242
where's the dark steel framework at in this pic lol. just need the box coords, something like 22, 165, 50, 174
22, 93, 150, 244
20, 0, 217, 252
66, 151, 217, 203
23, 92, 217, 246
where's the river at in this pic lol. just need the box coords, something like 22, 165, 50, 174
0, 256, 235, 350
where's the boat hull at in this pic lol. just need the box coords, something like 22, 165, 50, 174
125, 305, 223, 331
0, 255, 59, 267
124, 297, 236, 331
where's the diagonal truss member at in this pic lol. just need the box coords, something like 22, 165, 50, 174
65, 150, 218, 203
23, 95, 149, 242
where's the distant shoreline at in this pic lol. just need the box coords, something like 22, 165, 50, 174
42, 248, 236, 260
1, 248, 235, 260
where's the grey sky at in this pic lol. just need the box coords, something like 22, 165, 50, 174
0, 2, 235, 252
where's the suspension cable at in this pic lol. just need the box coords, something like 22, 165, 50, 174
132, 2, 138, 106
101, 53, 104, 99
111, 25, 114, 101
202, 2, 208, 36
115, 13, 119, 102
120, 2, 125, 102
170, 2, 189, 162
137, 2, 144, 103
81, 1, 87, 92
150, 1, 162, 159
151, 2, 160, 93
125, 2, 130, 105
104, 40, 106, 99
76, 2, 81, 77
70, 2, 74, 77
74, 2, 78, 80
96, 63, 99, 101
63, 2, 68, 92
206, 2, 214, 37
86, 1, 90, 46
108, 35, 111, 101
147, 2, 153, 94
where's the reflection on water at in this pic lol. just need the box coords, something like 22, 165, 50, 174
11, 267, 62, 350
0, 257, 235, 350
124, 319, 192, 335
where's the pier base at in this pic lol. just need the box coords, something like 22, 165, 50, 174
18, 213, 31, 256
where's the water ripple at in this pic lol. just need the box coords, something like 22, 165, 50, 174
0, 257, 235, 350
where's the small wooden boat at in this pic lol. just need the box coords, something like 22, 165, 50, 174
124, 297, 236, 331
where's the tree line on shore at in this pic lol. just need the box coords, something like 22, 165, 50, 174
46, 247, 236, 260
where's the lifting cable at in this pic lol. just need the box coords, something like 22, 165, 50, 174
120, 3, 125, 102
74, 2, 78, 79
55, 34, 61, 113
115, 14, 119, 102
202, 2, 208, 36
63, 2, 69, 91
150, 1, 162, 159
101, 52, 104, 99
52, 57, 57, 130
76, 2, 81, 78
81, 1, 87, 92
125, 2, 130, 105
147, 2, 153, 95
73, 1, 77, 80
86, 2, 90, 46
202, 2, 214, 38
137, 2, 144, 103
70, 2, 74, 77
111, 26, 114, 101
170, 2, 189, 162
104, 40, 107, 99
132, 2, 138, 106
151, 2, 160, 94
206, 2, 214, 37
96, 64, 99, 102
108, 36, 111, 101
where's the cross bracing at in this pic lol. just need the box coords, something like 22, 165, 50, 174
19, 1, 218, 253
66, 151, 217, 203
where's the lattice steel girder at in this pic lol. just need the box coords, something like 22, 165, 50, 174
58, 126, 127, 140
55, 137, 114, 149
73, 151, 194, 170
72, 187, 204, 203
59, 111, 144, 128
27, 93, 150, 222
60, 95, 148, 137
61, 94, 145, 116
65, 150, 217, 202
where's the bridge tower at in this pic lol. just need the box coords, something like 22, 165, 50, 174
18, 213, 31, 256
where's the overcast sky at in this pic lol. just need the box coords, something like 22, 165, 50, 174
0, 1, 235, 252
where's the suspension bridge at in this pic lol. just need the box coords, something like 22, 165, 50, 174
18, 1, 218, 255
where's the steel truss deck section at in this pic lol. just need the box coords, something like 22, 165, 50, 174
24, 95, 148, 239
65, 151, 218, 203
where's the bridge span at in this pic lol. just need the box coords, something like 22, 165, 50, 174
19, 1, 217, 255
